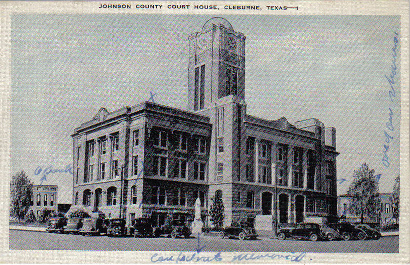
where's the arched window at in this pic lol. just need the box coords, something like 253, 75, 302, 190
44, 194, 48, 206
131, 186, 137, 205
83, 189, 91, 206
36, 194, 41, 206
107, 187, 117, 206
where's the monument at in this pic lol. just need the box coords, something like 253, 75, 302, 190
191, 197, 204, 236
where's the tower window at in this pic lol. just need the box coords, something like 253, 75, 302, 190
194, 65, 205, 111
225, 66, 238, 96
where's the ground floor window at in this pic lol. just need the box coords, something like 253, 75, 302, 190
246, 191, 254, 208
151, 186, 166, 205
107, 187, 117, 206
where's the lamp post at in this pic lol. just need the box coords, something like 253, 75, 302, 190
119, 164, 125, 219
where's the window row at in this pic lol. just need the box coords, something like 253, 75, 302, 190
151, 129, 207, 154
85, 133, 120, 158
153, 156, 206, 180
83, 160, 120, 183
234, 190, 255, 208
244, 164, 308, 188
33, 194, 55, 207
148, 187, 206, 207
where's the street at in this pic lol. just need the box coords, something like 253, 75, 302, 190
9, 229, 398, 253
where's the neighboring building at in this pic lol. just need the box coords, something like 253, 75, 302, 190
337, 193, 396, 227
72, 18, 338, 227
31, 185, 58, 218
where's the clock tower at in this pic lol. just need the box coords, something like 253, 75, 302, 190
188, 18, 247, 226
188, 17, 246, 111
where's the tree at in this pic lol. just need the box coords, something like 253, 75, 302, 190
347, 163, 379, 224
391, 175, 400, 224
209, 191, 224, 229
10, 171, 33, 222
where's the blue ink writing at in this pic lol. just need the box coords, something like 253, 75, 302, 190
382, 32, 399, 168
151, 252, 222, 263
35, 164, 73, 184
231, 252, 306, 262
148, 91, 157, 103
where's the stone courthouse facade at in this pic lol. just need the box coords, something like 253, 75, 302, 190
72, 18, 338, 227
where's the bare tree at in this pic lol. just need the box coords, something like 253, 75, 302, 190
391, 175, 400, 224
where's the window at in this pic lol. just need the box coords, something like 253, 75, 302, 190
194, 65, 205, 110
259, 143, 268, 159
174, 158, 187, 178
307, 150, 316, 189
193, 162, 205, 180
306, 198, 315, 212
151, 187, 166, 205
277, 167, 287, 186
246, 137, 254, 155
133, 130, 139, 146
131, 186, 137, 205
111, 133, 119, 151
83, 190, 91, 206
107, 187, 117, 206
293, 147, 303, 164
386, 203, 390, 213
234, 191, 241, 205
277, 144, 288, 161
246, 164, 254, 182
217, 137, 224, 153
87, 141, 95, 157
225, 66, 238, 96
259, 165, 270, 184
76, 147, 81, 162
246, 191, 254, 208
154, 156, 167, 177
194, 137, 206, 154
100, 162, 106, 180
133, 156, 138, 175
176, 133, 187, 151
178, 189, 186, 206
153, 130, 167, 148
74, 192, 78, 205
36, 194, 41, 206
88, 165, 94, 182
50, 194, 54, 206
217, 163, 223, 176
75, 168, 79, 184
293, 170, 303, 188
112, 160, 119, 178
98, 137, 107, 154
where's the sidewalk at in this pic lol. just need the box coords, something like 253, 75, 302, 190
9, 225, 47, 232
381, 231, 399, 237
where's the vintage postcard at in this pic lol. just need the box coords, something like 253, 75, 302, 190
1, 0, 409, 263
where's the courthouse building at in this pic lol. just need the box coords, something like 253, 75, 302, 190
72, 18, 338, 227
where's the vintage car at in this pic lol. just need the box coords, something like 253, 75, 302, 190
354, 224, 382, 240
328, 222, 368, 241
106, 218, 127, 237
46, 216, 67, 233
277, 223, 340, 241
223, 222, 258, 240
63, 217, 83, 234
131, 217, 154, 238
80, 214, 106, 236
153, 213, 191, 239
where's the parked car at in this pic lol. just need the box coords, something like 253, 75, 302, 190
80, 215, 106, 236
153, 213, 191, 239
106, 218, 127, 237
328, 222, 368, 241
277, 223, 339, 241
46, 216, 66, 233
355, 224, 381, 240
223, 222, 258, 240
131, 218, 154, 238
63, 217, 83, 234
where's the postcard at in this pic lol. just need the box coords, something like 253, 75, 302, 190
1, 0, 409, 263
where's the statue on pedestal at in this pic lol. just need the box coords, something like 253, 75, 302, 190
191, 197, 204, 236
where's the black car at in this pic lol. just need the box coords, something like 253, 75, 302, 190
46, 217, 67, 233
355, 224, 381, 240
131, 218, 154, 238
277, 223, 339, 241
223, 222, 258, 240
328, 222, 367, 241
106, 218, 127, 237
153, 213, 191, 239
80, 216, 107, 236
63, 217, 83, 234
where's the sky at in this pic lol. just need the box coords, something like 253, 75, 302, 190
11, 15, 401, 203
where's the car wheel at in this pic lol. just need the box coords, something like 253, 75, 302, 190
171, 230, 178, 239
357, 232, 367, 240
277, 233, 286, 240
327, 233, 336, 241
309, 233, 319, 241
374, 234, 381, 240
238, 232, 246, 241
341, 233, 351, 241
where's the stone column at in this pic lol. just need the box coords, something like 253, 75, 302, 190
302, 148, 308, 189
255, 139, 259, 183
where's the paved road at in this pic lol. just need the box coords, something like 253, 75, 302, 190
9, 229, 398, 253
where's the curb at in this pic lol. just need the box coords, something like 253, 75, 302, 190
9, 226, 47, 232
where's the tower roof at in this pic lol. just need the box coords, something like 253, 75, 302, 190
202, 17, 234, 32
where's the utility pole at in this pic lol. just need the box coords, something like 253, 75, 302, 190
119, 164, 124, 219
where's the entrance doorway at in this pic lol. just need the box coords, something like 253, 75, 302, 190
261, 192, 272, 215
295, 195, 305, 223
279, 194, 289, 223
